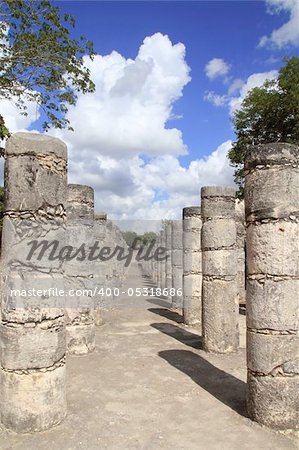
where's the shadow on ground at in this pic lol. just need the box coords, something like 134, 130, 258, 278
151, 322, 202, 349
145, 297, 172, 308
148, 307, 183, 323
159, 349, 247, 417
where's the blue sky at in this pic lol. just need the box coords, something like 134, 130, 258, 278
55, 0, 292, 163
1, 1, 298, 221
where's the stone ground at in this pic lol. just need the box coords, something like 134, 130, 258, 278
0, 261, 297, 450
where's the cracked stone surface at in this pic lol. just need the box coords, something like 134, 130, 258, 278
201, 186, 239, 354
245, 143, 299, 430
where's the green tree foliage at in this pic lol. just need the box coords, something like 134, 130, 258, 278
122, 231, 139, 248
228, 57, 299, 197
0, 0, 95, 151
121, 230, 158, 248
139, 231, 157, 245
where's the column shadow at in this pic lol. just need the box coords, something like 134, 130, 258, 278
151, 322, 202, 349
148, 307, 183, 324
159, 349, 247, 417
145, 297, 173, 308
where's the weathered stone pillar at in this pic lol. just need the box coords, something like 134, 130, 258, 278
183, 207, 202, 328
152, 240, 158, 285
65, 184, 95, 355
245, 143, 299, 430
94, 213, 107, 326
171, 220, 183, 308
0, 132, 67, 432
160, 229, 166, 290
142, 243, 150, 276
201, 186, 238, 353
165, 222, 172, 293
235, 200, 246, 304
111, 221, 127, 289
156, 233, 161, 288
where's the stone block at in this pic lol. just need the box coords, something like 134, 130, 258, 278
0, 365, 66, 432
246, 221, 298, 276
247, 373, 299, 430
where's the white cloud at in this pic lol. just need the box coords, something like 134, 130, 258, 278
204, 70, 278, 114
259, 0, 299, 48
54, 32, 226, 220
204, 91, 227, 107
0, 33, 236, 220
227, 78, 244, 96
67, 139, 234, 221
0, 98, 40, 132
54, 32, 191, 158
205, 58, 231, 80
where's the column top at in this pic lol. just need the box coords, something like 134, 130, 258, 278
95, 212, 107, 221
67, 184, 94, 205
201, 186, 236, 198
245, 143, 298, 170
6, 132, 67, 159
183, 206, 201, 218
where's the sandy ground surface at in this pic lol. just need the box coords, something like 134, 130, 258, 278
0, 261, 297, 450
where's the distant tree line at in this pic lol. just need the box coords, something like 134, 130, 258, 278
122, 231, 158, 248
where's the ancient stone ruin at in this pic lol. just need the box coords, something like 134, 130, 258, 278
182, 206, 202, 328
0, 133, 68, 432
201, 186, 239, 354
65, 184, 96, 355
0, 133, 127, 432
245, 143, 298, 429
0, 133, 298, 437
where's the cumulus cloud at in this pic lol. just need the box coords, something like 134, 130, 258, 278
205, 58, 231, 80
58, 32, 235, 221
67, 139, 234, 221
54, 33, 191, 158
259, 0, 299, 48
0, 33, 235, 221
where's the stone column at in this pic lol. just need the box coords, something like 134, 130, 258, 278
0, 132, 67, 432
201, 186, 238, 353
165, 222, 172, 293
65, 184, 95, 355
183, 207, 202, 328
171, 220, 183, 308
94, 213, 107, 326
160, 229, 166, 290
152, 240, 158, 285
156, 233, 161, 287
144, 241, 151, 278
101, 219, 114, 307
105, 220, 127, 292
235, 200, 246, 304
245, 143, 299, 430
